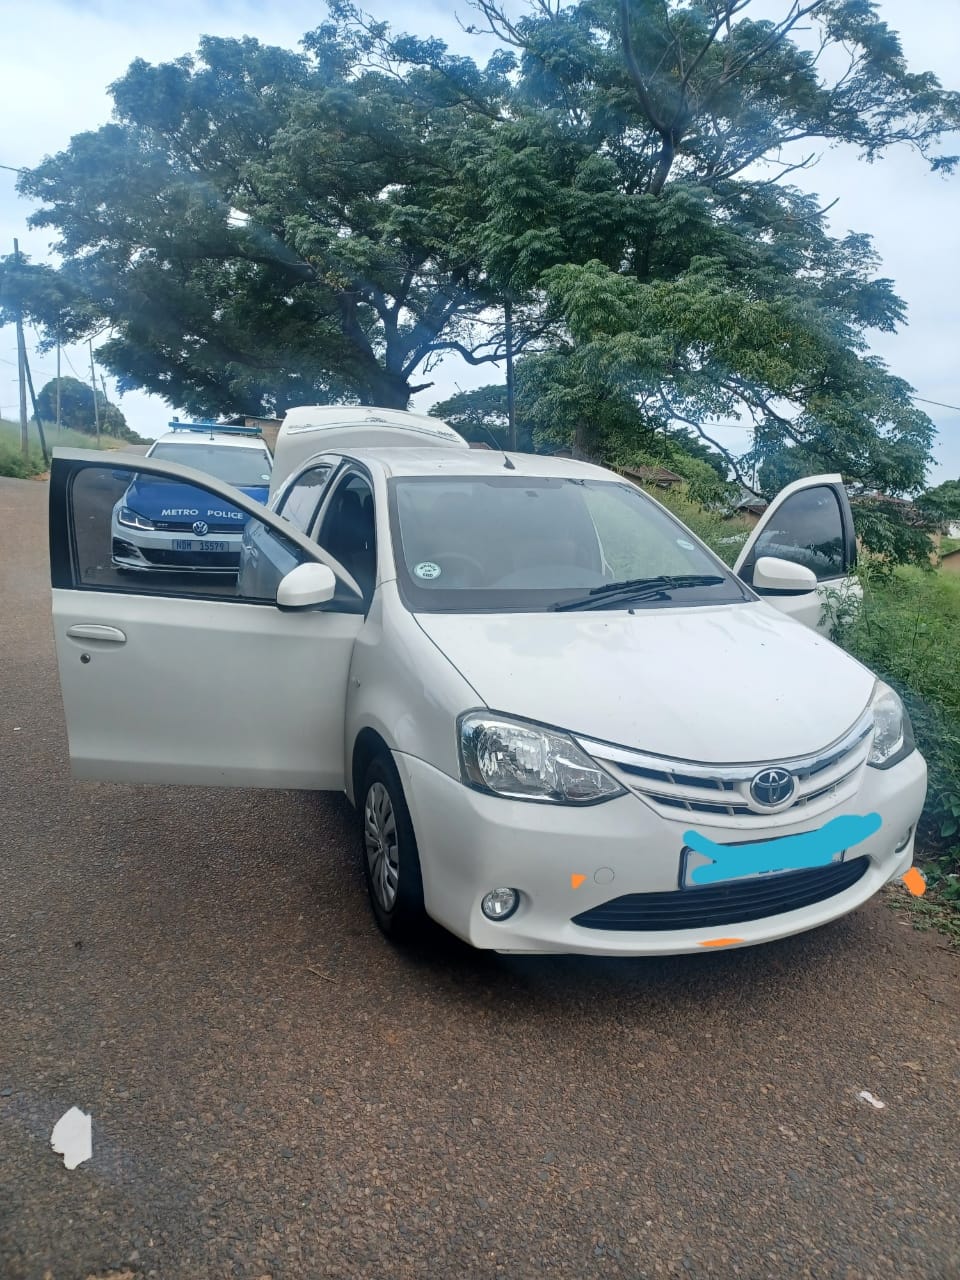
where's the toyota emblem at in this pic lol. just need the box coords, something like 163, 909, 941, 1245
192, 520, 209, 537
750, 767, 795, 807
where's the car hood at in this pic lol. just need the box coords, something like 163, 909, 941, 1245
415, 601, 875, 763
122, 479, 268, 522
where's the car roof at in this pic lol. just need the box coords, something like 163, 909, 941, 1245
330, 447, 621, 483
149, 430, 271, 451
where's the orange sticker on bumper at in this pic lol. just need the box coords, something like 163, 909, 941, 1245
902, 866, 927, 897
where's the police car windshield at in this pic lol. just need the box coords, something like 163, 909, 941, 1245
148, 443, 272, 487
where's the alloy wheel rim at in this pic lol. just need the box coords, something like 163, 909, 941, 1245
364, 781, 400, 911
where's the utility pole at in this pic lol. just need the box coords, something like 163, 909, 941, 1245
55, 313, 62, 432
14, 239, 29, 457
99, 374, 111, 438
504, 294, 517, 452
88, 338, 101, 445
22, 348, 49, 467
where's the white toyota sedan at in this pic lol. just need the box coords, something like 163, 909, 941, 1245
49, 407, 926, 956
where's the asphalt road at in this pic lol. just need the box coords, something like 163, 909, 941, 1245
2, 473, 959, 1280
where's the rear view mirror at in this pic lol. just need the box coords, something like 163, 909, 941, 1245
752, 556, 817, 595
276, 561, 337, 610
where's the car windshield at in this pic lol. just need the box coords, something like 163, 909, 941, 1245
147, 443, 272, 488
389, 475, 750, 613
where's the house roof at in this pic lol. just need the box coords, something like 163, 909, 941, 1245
734, 488, 768, 512
223, 413, 284, 425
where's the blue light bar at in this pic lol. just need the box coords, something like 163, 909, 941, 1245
167, 420, 263, 437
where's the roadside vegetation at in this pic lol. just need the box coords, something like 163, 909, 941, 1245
830, 566, 960, 898
0, 417, 131, 477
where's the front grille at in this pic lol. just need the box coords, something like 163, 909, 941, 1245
153, 521, 242, 533
579, 713, 874, 828
140, 549, 240, 567
571, 856, 870, 931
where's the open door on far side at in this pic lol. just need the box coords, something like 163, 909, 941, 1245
733, 474, 860, 634
49, 449, 364, 790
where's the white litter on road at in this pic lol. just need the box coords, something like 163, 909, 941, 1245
856, 1090, 886, 1110
50, 1106, 92, 1168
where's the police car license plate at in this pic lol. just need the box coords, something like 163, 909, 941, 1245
172, 539, 228, 552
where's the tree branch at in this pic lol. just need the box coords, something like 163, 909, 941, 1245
618, 0, 669, 133
656, 392, 758, 492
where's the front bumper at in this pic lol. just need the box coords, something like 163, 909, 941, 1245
111, 520, 243, 573
393, 747, 927, 956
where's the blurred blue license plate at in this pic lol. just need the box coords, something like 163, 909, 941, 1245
681, 840, 845, 889
172, 539, 228, 552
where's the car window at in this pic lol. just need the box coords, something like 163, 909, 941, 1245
742, 485, 847, 583
582, 483, 701, 579
147, 442, 273, 488
276, 463, 336, 533
64, 463, 314, 603
315, 472, 377, 601
389, 475, 747, 613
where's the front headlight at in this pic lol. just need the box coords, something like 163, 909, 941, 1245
118, 506, 155, 531
867, 681, 915, 769
459, 713, 626, 804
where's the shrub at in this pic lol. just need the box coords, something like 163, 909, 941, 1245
0, 445, 44, 479
829, 566, 960, 884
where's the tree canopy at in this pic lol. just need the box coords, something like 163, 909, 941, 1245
919, 478, 960, 523
2, 0, 957, 510
5, 26, 528, 413
35, 375, 136, 439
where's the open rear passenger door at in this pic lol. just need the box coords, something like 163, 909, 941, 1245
733, 474, 860, 634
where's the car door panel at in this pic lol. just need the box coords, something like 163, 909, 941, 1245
50, 450, 363, 789
734, 474, 860, 632
54, 589, 359, 787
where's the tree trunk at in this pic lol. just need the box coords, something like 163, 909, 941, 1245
361, 370, 411, 410
650, 132, 676, 196
572, 418, 598, 462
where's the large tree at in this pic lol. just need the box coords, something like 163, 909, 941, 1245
439, 0, 958, 495
34, 375, 134, 438
4, 22, 541, 414
918, 478, 960, 523
5, 0, 958, 508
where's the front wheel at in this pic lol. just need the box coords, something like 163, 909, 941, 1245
360, 754, 426, 942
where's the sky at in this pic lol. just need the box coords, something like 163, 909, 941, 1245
1, 0, 959, 484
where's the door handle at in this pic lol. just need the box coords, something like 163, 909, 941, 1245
66, 624, 127, 644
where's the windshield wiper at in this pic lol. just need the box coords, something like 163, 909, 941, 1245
550, 574, 728, 612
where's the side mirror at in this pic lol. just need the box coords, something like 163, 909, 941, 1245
276, 562, 337, 610
752, 555, 818, 595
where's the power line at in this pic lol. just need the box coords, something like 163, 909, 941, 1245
912, 395, 960, 415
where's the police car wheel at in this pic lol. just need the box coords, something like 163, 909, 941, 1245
360, 754, 426, 942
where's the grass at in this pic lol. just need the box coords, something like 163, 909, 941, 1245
836, 566, 960, 718
0, 417, 131, 477
886, 883, 960, 951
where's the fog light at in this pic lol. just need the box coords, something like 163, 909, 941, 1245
481, 887, 520, 921
895, 827, 914, 853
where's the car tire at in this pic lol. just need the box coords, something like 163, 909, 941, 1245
360, 753, 427, 943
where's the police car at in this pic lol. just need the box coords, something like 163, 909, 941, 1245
111, 422, 273, 573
